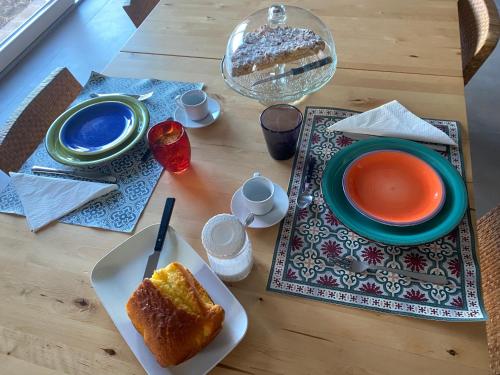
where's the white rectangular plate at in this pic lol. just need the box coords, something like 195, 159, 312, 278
91, 224, 248, 375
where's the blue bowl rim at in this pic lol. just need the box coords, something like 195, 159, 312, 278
58, 100, 137, 156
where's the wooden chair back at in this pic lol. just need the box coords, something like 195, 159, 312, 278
458, 0, 500, 84
477, 205, 500, 374
0, 67, 81, 172
123, 0, 160, 28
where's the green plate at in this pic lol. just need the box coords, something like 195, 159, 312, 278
321, 138, 468, 245
45, 95, 149, 167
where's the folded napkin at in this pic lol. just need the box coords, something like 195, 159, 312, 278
9, 173, 118, 232
327, 100, 456, 145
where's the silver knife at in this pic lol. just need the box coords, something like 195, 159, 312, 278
143, 197, 176, 279
31, 166, 117, 183
252, 56, 333, 86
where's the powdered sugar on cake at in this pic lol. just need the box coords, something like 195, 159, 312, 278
231, 25, 326, 77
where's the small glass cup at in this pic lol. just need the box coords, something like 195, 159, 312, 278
201, 214, 253, 282
260, 104, 303, 160
147, 120, 191, 173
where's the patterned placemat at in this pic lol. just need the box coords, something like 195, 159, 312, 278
267, 106, 486, 321
0, 72, 202, 233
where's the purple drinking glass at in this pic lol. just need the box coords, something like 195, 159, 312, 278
260, 104, 303, 160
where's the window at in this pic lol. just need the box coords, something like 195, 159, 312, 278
0, 0, 77, 74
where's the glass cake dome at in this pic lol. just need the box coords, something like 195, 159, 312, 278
222, 4, 336, 105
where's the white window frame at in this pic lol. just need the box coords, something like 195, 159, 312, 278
0, 0, 77, 74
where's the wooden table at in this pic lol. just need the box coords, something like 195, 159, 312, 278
0, 1, 489, 374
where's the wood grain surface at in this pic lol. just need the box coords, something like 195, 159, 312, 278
123, 0, 464, 76
0, 1, 488, 374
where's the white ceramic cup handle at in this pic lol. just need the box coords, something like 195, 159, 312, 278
253, 172, 261, 177
175, 94, 183, 108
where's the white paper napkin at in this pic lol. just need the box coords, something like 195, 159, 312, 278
327, 100, 456, 145
9, 172, 118, 232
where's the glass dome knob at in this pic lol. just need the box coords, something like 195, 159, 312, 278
268, 4, 287, 27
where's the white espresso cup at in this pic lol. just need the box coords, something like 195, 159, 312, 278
242, 172, 275, 215
175, 89, 209, 121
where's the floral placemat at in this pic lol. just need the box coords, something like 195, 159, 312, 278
0, 72, 202, 233
267, 106, 486, 321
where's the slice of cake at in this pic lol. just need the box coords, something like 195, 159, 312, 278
231, 25, 326, 77
126, 262, 225, 367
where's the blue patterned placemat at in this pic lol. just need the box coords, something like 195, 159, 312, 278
0, 72, 202, 232
267, 106, 486, 321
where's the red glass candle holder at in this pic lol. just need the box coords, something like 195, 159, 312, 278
147, 120, 191, 173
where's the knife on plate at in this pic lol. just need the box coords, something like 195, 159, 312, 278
143, 197, 176, 279
251, 56, 333, 86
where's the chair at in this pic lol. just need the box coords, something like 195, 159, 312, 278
123, 0, 160, 28
458, 0, 500, 84
477, 205, 500, 374
0, 67, 81, 172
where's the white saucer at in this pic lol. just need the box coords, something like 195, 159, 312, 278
231, 183, 289, 229
174, 96, 221, 128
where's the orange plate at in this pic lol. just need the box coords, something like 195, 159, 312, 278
342, 150, 445, 226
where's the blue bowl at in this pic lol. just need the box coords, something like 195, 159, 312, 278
59, 101, 137, 155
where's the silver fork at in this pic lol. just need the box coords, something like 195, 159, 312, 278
297, 156, 316, 209
89, 91, 154, 101
330, 256, 448, 285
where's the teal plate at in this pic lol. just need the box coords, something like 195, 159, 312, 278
45, 95, 149, 167
321, 138, 468, 245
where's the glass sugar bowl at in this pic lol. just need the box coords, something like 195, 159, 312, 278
202, 214, 254, 282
